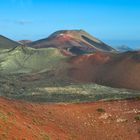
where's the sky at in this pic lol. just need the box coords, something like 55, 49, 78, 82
0, 0, 140, 48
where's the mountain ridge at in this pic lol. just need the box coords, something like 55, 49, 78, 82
28, 30, 116, 54
0, 35, 20, 49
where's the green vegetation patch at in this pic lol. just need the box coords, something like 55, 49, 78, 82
96, 108, 106, 113
135, 115, 140, 121
0, 46, 69, 74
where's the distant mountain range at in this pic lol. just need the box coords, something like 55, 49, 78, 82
104, 39, 140, 50
115, 45, 134, 52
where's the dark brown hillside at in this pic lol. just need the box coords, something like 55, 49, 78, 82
0, 35, 20, 49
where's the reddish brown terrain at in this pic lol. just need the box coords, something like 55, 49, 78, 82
26, 30, 140, 90
0, 97, 139, 140
28, 30, 115, 54
69, 51, 140, 90
1, 30, 140, 140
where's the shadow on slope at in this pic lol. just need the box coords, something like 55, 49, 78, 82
0, 35, 20, 49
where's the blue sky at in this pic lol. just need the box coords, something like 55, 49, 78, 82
0, 0, 140, 48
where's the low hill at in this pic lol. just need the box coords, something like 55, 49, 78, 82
0, 46, 68, 74
0, 35, 20, 49
28, 30, 116, 55
0, 46, 140, 90
69, 51, 140, 90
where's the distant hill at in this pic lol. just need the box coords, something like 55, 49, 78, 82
0, 35, 20, 49
19, 40, 32, 45
28, 30, 116, 55
115, 45, 133, 52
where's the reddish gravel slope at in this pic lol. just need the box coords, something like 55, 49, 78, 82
0, 97, 139, 140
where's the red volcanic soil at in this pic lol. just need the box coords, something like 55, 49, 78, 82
55, 33, 73, 43
28, 30, 115, 53
0, 97, 140, 140
69, 51, 140, 90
